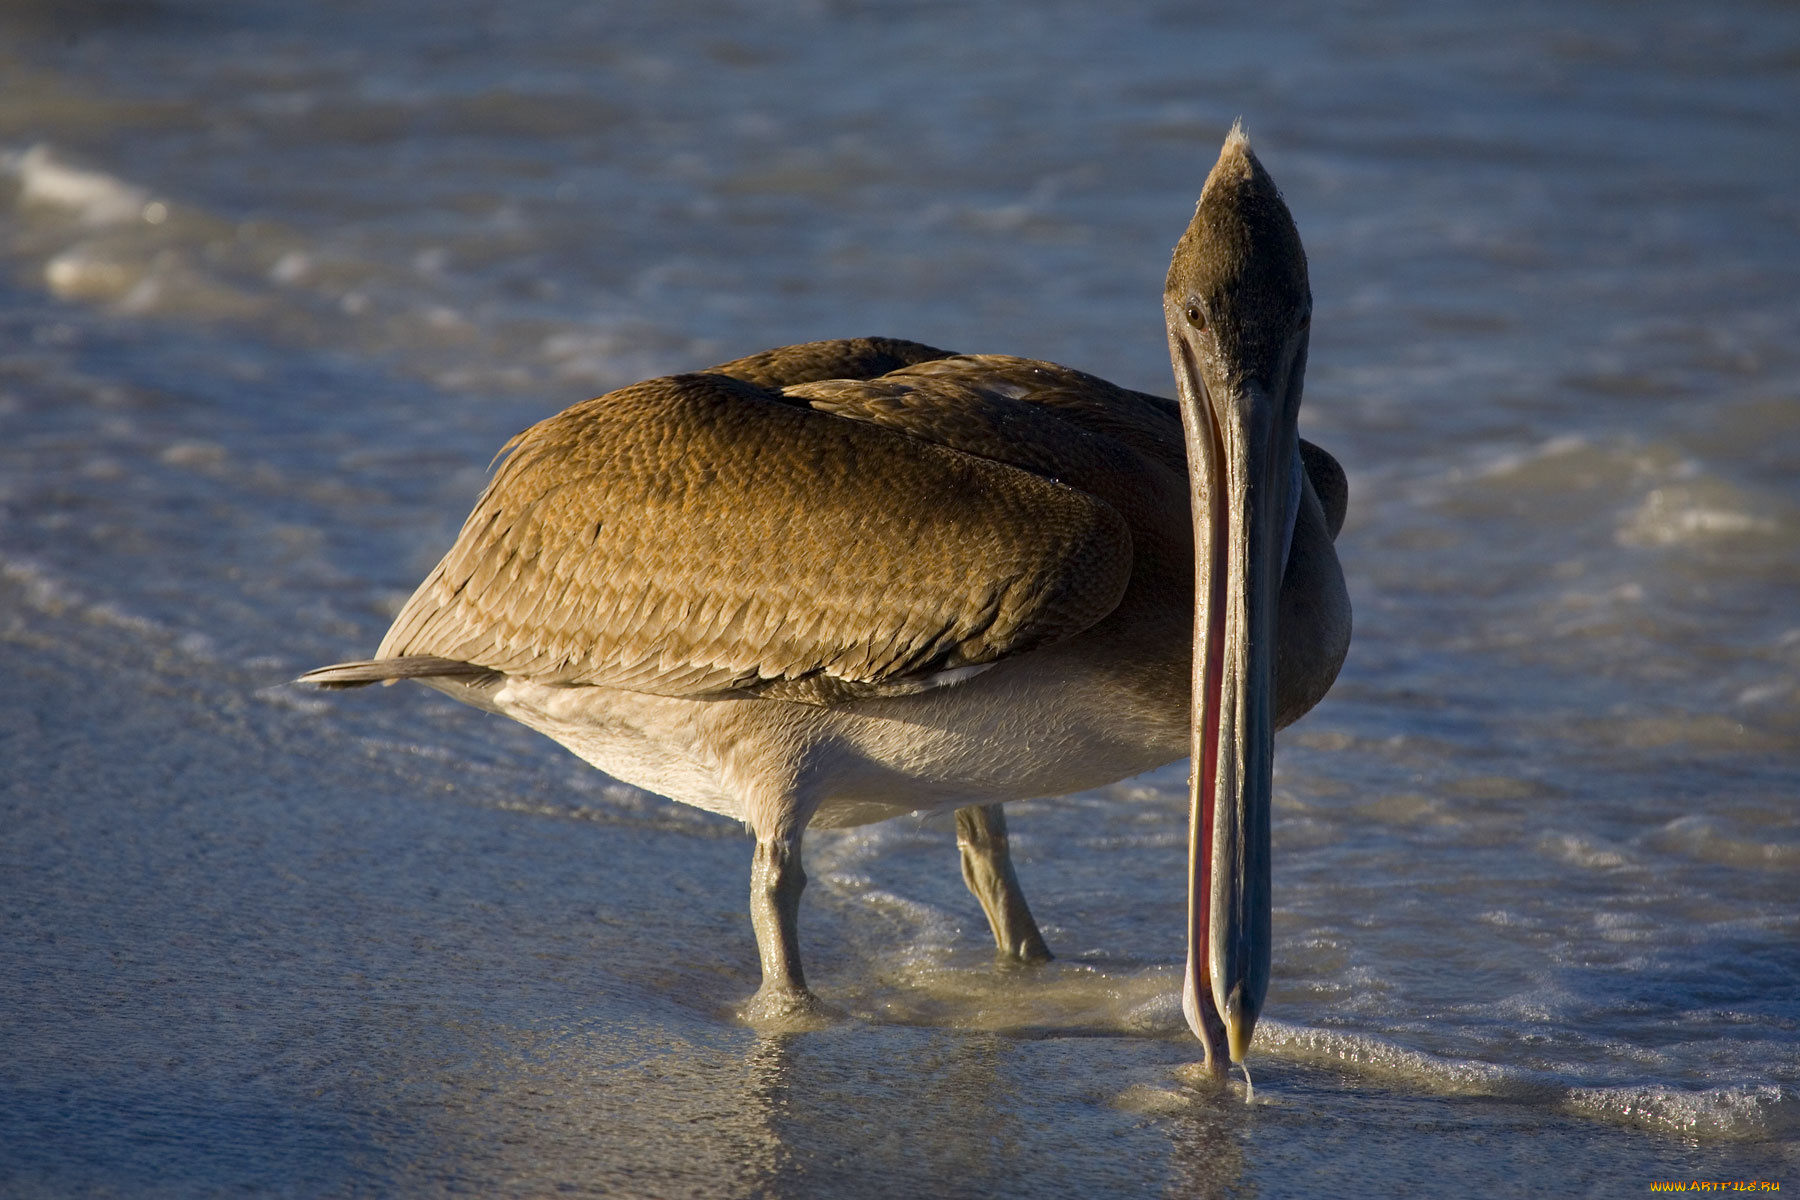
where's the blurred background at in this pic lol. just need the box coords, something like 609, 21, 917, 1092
2, 0, 1796, 1195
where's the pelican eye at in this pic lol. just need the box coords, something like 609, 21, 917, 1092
1185, 302, 1207, 330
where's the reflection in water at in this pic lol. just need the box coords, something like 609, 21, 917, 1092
424, 1016, 1226, 1197
1162, 1070, 1254, 1200
421, 1020, 791, 1197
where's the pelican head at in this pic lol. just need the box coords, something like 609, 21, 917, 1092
1164, 123, 1312, 1073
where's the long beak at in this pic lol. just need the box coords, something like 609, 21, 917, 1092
1171, 338, 1295, 1074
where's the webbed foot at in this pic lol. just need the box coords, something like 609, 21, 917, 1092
742, 983, 841, 1031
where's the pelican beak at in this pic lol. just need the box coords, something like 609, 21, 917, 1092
1171, 367, 1296, 1071
1164, 125, 1311, 1075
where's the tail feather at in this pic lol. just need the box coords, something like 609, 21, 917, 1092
297, 655, 498, 689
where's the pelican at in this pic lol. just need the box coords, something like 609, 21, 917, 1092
302, 125, 1349, 1075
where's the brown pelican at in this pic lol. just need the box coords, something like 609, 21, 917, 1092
301, 125, 1349, 1075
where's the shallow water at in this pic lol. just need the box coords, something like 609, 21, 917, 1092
3, 0, 1797, 1194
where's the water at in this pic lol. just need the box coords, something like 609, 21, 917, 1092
3, 0, 1797, 1194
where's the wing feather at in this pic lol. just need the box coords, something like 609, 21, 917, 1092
704, 336, 954, 390
377, 369, 1134, 701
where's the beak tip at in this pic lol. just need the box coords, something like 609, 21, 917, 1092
1223, 986, 1258, 1065
1182, 960, 1235, 1072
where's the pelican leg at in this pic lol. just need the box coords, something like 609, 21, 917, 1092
743, 830, 833, 1024
956, 804, 1053, 963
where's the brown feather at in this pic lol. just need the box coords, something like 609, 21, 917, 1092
375, 366, 1136, 702
704, 336, 954, 391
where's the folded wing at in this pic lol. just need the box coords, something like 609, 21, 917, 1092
372, 358, 1137, 703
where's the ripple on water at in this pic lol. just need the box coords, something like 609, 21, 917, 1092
1617, 480, 1786, 547
1648, 815, 1800, 871
1259, 1021, 1795, 1140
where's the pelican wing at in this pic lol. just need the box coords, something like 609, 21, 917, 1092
884, 354, 1188, 478
375, 369, 1134, 702
704, 335, 956, 390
